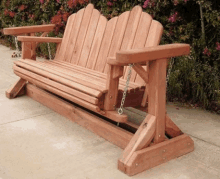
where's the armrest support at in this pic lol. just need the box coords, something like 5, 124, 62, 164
17, 36, 62, 43
107, 43, 190, 66
3, 24, 55, 35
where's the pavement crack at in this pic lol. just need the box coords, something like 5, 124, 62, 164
0, 111, 54, 126
187, 133, 220, 148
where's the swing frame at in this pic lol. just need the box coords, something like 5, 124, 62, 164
3, 4, 194, 176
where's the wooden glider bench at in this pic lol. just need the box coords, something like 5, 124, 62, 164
4, 4, 194, 176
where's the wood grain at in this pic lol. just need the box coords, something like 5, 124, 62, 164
3, 24, 55, 35
17, 36, 62, 43
148, 59, 167, 143
14, 60, 102, 98
103, 11, 130, 73
94, 17, 118, 72
70, 4, 94, 64
55, 14, 76, 61
77, 9, 100, 66
64, 8, 85, 62
86, 15, 107, 69
108, 44, 190, 66
14, 65, 99, 105
17, 71, 100, 112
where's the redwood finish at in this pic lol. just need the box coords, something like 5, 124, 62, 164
4, 3, 194, 176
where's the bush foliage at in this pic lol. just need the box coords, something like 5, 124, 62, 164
0, 0, 219, 111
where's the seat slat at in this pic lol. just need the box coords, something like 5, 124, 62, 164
14, 65, 99, 105
14, 71, 101, 112
48, 60, 142, 90
40, 61, 115, 90
23, 60, 109, 92
46, 61, 139, 92
14, 60, 103, 98
19, 59, 143, 95
70, 4, 94, 64
77, 9, 100, 66
16, 59, 107, 93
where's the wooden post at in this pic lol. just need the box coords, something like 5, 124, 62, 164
21, 33, 36, 60
30, 33, 36, 60
104, 65, 123, 111
148, 59, 167, 143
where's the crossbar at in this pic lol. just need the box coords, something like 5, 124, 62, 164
26, 83, 133, 149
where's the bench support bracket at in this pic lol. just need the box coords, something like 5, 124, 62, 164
6, 78, 26, 99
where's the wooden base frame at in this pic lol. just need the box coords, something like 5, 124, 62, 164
6, 82, 194, 176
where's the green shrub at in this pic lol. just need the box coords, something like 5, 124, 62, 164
0, 0, 219, 110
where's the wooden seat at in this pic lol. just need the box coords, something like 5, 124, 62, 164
4, 3, 194, 176
13, 58, 145, 111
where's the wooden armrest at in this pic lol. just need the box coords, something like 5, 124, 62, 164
3, 24, 55, 35
17, 36, 62, 43
107, 43, 190, 66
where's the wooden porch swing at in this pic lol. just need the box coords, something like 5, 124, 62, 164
4, 4, 194, 176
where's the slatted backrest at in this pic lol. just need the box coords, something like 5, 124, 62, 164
55, 4, 163, 86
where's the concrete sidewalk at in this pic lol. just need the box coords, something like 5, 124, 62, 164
0, 44, 220, 179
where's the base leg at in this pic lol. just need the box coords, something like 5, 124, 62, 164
5, 78, 26, 99
118, 134, 194, 176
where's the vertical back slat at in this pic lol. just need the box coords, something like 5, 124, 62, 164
128, 12, 152, 83
77, 9, 100, 67
134, 20, 163, 84
94, 17, 118, 72
103, 11, 130, 73
64, 8, 85, 62
69, 4, 94, 64
120, 6, 142, 50
57, 4, 164, 89
119, 6, 143, 80
86, 16, 107, 69
55, 14, 76, 61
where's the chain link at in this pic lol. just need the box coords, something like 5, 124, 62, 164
47, 34, 52, 60
13, 36, 21, 57
166, 58, 174, 87
118, 64, 133, 115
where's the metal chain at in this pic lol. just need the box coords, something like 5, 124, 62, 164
13, 36, 21, 57
47, 34, 52, 60
118, 64, 133, 115
166, 58, 174, 87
